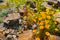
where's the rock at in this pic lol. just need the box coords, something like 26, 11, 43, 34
0, 0, 6, 4
0, 27, 5, 32
3, 13, 20, 22
53, 12, 60, 23
49, 35, 60, 40
55, 1, 60, 8
3, 13, 20, 29
0, 33, 5, 40
5, 34, 18, 40
30, 2, 36, 9
17, 30, 34, 40
53, 12, 60, 18
0, 23, 4, 27
58, 0, 60, 2
4, 29, 14, 34
3, 19, 19, 29
0, 0, 3, 3
41, 2, 52, 8
41, 0, 60, 8
47, 0, 58, 4
18, 5, 28, 16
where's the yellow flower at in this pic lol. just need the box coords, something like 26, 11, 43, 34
37, 31, 40, 34
38, 17, 42, 21
46, 8, 50, 14
56, 9, 59, 12
33, 19, 36, 22
50, 11, 54, 15
45, 20, 49, 24
45, 32, 50, 36
55, 12, 58, 14
54, 21, 57, 24
40, 12, 46, 18
46, 8, 49, 11
46, 16, 51, 19
45, 11, 48, 14
35, 37, 40, 40
40, 26, 44, 29
33, 29, 37, 33
55, 28, 58, 31
40, 21, 44, 25
45, 24, 50, 29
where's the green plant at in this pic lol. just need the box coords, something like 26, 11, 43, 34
0, 17, 3, 23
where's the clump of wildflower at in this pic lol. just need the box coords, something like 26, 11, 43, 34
45, 32, 50, 36
40, 26, 44, 29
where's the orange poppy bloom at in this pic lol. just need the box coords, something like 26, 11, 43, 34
45, 20, 49, 24
45, 24, 50, 29
40, 12, 46, 18
47, 16, 51, 19
38, 17, 42, 21
33, 29, 37, 33
35, 37, 40, 40
40, 21, 44, 25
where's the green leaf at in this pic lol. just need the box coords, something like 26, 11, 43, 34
0, 18, 3, 23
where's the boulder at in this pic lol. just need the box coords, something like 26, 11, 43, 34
3, 19, 19, 29
3, 13, 20, 29
17, 30, 34, 40
3, 13, 20, 23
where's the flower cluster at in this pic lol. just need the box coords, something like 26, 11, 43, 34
27, 0, 60, 40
